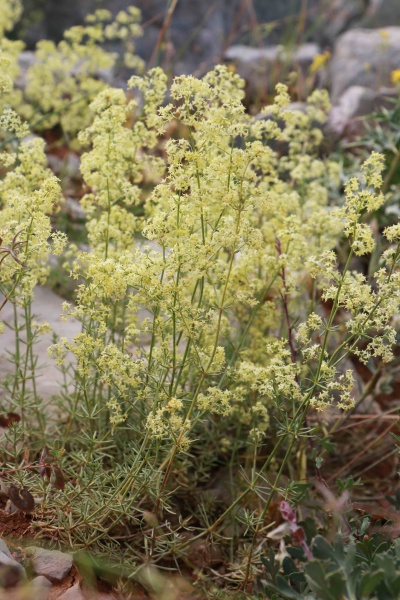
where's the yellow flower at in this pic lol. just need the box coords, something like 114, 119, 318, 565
309, 50, 330, 74
391, 69, 400, 85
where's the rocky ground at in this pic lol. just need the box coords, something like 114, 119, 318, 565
0, 537, 112, 600
0, 287, 81, 402
15, 1, 400, 141
224, 25, 400, 138
16, 1, 400, 76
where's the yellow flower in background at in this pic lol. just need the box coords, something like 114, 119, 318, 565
310, 50, 330, 74
391, 69, 400, 85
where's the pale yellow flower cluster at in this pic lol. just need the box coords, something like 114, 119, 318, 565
0, 106, 28, 139
0, 6, 397, 444
106, 398, 127, 428
54, 65, 399, 437
0, 38, 66, 337
0, 0, 21, 38
299, 153, 400, 409
0, 136, 64, 299
0, 6, 144, 142
309, 367, 355, 412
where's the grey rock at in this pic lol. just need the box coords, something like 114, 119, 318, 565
25, 546, 73, 583
327, 85, 398, 138
0, 549, 26, 588
0, 286, 81, 402
224, 43, 320, 97
15, 51, 36, 89
62, 197, 87, 221
330, 27, 400, 103
225, 42, 320, 70
315, 0, 366, 44
225, 44, 282, 64
135, 0, 231, 75
31, 575, 53, 600
16, 0, 331, 77
0, 539, 12, 559
57, 582, 85, 600
47, 153, 81, 180
224, 44, 284, 92
15, 0, 400, 82
295, 43, 321, 67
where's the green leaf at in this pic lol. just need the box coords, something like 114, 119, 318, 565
283, 556, 300, 575
359, 570, 385, 596
287, 546, 307, 561
312, 536, 336, 561
276, 574, 305, 600
261, 547, 280, 583
305, 562, 342, 600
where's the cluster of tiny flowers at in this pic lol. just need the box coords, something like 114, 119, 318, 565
0, 0, 21, 37
299, 153, 400, 410
309, 367, 355, 412
146, 397, 191, 450
1, 6, 144, 143
341, 152, 386, 255
1, 6, 400, 565
106, 398, 128, 429
0, 134, 64, 299
296, 313, 323, 345
0, 107, 29, 137
56, 66, 366, 444
197, 387, 233, 416
0, 45, 387, 447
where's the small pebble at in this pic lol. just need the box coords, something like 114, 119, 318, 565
58, 582, 85, 600
25, 546, 73, 583
0, 539, 12, 559
31, 575, 52, 600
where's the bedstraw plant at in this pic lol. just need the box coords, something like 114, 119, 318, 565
0, 0, 400, 594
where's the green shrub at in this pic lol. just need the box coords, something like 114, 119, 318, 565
259, 508, 400, 600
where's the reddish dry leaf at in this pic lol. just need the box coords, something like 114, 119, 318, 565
52, 465, 65, 490
8, 485, 35, 514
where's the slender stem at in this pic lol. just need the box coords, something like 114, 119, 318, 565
148, 0, 179, 69
154, 202, 244, 513
382, 146, 400, 194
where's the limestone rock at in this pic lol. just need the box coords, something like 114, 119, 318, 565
0, 286, 81, 401
327, 85, 398, 138
15, 51, 36, 89
17, 0, 334, 77
315, 0, 366, 44
62, 197, 87, 221
224, 43, 320, 97
46, 153, 81, 180
25, 546, 73, 583
0, 539, 12, 559
57, 582, 85, 600
330, 27, 400, 103
31, 575, 53, 600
